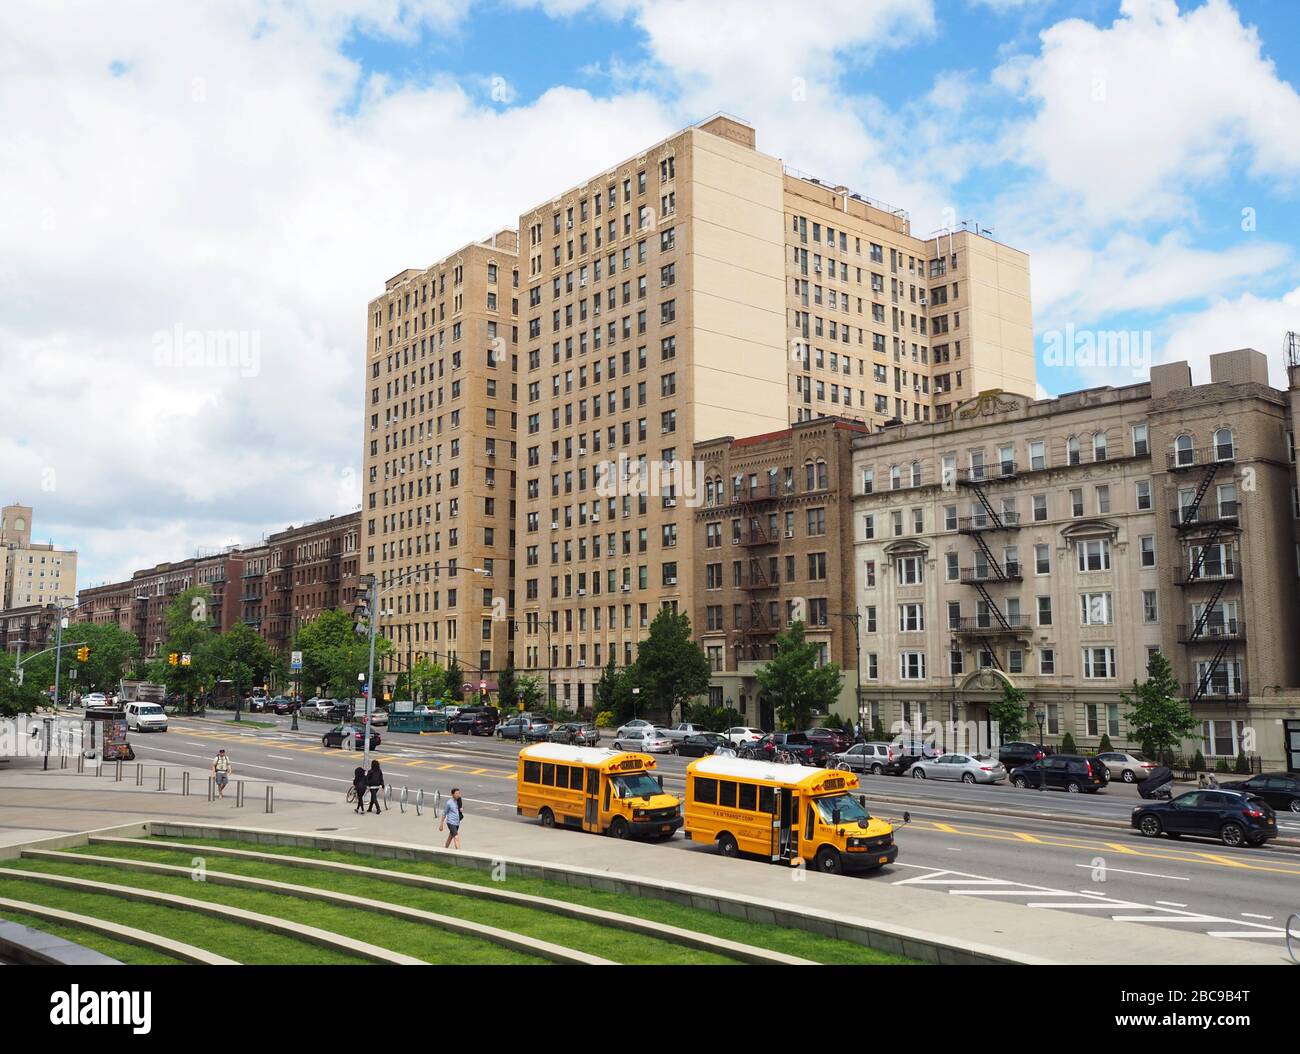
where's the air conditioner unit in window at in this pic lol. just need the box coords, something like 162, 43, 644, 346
577, 660, 586, 667
622, 584, 631, 592
785, 529, 794, 539
550, 522, 559, 530
485, 479, 495, 487
577, 588, 586, 596
665, 577, 677, 586
664, 498, 677, 507
551, 455, 559, 463
591, 514, 600, 523
577, 448, 587, 456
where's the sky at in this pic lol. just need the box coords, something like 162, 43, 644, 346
2, 0, 1299, 590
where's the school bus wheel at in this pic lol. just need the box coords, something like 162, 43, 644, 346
539, 807, 556, 828
716, 832, 739, 857
609, 816, 629, 839
815, 846, 842, 874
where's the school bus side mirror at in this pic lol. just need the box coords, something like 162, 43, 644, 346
656, 775, 663, 790
858, 795, 866, 808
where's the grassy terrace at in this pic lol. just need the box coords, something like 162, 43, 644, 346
0, 836, 921, 965
0, 908, 181, 965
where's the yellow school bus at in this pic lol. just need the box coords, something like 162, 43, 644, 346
684, 756, 897, 874
517, 743, 683, 840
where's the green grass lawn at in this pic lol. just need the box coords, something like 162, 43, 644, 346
2, 857, 543, 965
0, 908, 181, 965
58, 841, 736, 966
0, 877, 362, 964
224, 719, 276, 729
136, 836, 919, 965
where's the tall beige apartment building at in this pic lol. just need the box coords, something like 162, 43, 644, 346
510, 114, 1035, 709
851, 348, 1300, 771
360, 232, 520, 689
1, 503, 78, 612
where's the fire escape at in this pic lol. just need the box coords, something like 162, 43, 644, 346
734, 477, 782, 662
954, 458, 1026, 671
1170, 441, 1245, 704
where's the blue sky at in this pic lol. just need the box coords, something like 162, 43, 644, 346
3, 0, 1299, 586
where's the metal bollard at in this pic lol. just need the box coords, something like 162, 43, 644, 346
182, 771, 190, 796
416, 788, 424, 816
433, 789, 442, 814
115, 760, 123, 782
207, 776, 215, 802
136, 763, 143, 786
399, 786, 408, 814
157, 768, 166, 792
236, 780, 244, 808
265, 786, 274, 814
77, 754, 85, 774
60, 753, 67, 770
97, 758, 104, 777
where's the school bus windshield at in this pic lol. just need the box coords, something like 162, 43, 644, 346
812, 793, 872, 826
612, 772, 661, 799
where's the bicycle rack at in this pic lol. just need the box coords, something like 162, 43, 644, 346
416, 788, 424, 816
385, 785, 393, 811
399, 786, 408, 813
1287, 912, 1300, 965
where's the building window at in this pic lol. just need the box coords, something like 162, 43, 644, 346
1082, 647, 1116, 679
1077, 538, 1111, 572
1135, 480, 1151, 511
1142, 590, 1158, 623
1039, 648, 1055, 675
900, 652, 926, 680
1139, 535, 1156, 568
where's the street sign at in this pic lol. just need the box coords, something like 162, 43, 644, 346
290, 650, 303, 671
479, 680, 487, 690
180, 653, 191, 667
68, 669, 77, 681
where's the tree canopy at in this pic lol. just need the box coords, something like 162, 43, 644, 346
755, 620, 843, 731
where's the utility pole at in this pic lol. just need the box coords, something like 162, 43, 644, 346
834, 610, 863, 737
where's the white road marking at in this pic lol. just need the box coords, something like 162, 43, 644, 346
1241, 912, 1273, 920
1204, 931, 1284, 939
1073, 863, 1190, 881
1156, 901, 1189, 908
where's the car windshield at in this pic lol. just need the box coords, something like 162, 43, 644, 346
138, 706, 163, 716
611, 773, 661, 799
812, 794, 872, 826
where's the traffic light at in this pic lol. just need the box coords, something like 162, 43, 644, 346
76, 646, 89, 662
168, 652, 179, 666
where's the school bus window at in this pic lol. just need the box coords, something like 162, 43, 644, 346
611, 771, 661, 799
570, 766, 582, 788
812, 793, 871, 826
719, 781, 737, 808
805, 805, 815, 840
587, 768, 599, 794
524, 761, 541, 783
555, 766, 569, 789
603, 780, 611, 810
739, 783, 757, 811
694, 777, 717, 805
542, 763, 555, 786
759, 786, 775, 813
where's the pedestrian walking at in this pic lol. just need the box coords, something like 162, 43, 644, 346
366, 759, 385, 814
211, 749, 232, 799
351, 766, 368, 814
439, 787, 463, 848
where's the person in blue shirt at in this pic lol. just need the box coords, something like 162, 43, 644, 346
439, 787, 463, 848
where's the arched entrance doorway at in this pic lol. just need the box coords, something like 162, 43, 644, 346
956, 668, 1018, 751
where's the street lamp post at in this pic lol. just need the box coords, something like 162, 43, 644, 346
833, 610, 863, 739
1036, 709, 1046, 792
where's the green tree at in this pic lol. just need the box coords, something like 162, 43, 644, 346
444, 656, 463, 703
1098, 733, 1114, 753
754, 621, 843, 731
409, 657, 445, 704
148, 587, 219, 711
1060, 731, 1077, 754
0, 652, 45, 716
989, 681, 1028, 744
629, 607, 710, 720
594, 655, 621, 717
297, 609, 389, 701
684, 701, 744, 732
1122, 651, 1198, 766
61, 623, 140, 695
497, 654, 519, 712
517, 674, 542, 711
208, 622, 277, 721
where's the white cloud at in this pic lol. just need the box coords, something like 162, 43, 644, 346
1159, 285, 1300, 389
994, 0, 1300, 221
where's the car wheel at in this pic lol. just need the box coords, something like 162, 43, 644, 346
1122, 770, 1136, 784
608, 817, 629, 839
961, 773, 976, 784
1290, 799, 1300, 814
1138, 814, 1162, 838
1012, 776, 1027, 788
1220, 822, 1246, 848
912, 767, 926, 779
871, 764, 884, 776
322, 736, 329, 747
539, 807, 555, 829
717, 832, 739, 858
1066, 781, 1082, 793
835, 762, 852, 772
814, 846, 842, 875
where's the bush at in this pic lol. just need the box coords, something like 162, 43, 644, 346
1234, 750, 1250, 774
594, 709, 615, 728
821, 713, 851, 732
871, 718, 886, 741
1097, 733, 1113, 753
1060, 732, 1077, 754
1191, 749, 1205, 772
1215, 756, 1230, 773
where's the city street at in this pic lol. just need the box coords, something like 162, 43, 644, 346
128, 715, 1300, 951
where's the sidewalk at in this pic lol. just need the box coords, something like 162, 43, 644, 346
0, 759, 1287, 965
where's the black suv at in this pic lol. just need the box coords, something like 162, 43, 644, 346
1010, 754, 1108, 793
449, 707, 499, 736
998, 741, 1052, 769
1221, 772, 1300, 814
1132, 789, 1277, 847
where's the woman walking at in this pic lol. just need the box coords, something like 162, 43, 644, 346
351, 766, 367, 814
366, 759, 385, 814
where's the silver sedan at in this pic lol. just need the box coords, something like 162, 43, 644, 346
908, 752, 1007, 784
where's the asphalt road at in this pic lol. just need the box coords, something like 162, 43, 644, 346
127, 715, 1300, 951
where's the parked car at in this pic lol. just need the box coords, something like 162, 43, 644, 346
497, 717, 535, 741
742, 732, 823, 765
450, 708, 499, 736
303, 699, 334, 719
322, 724, 381, 750
124, 702, 168, 732
723, 726, 765, 746
802, 727, 853, 754
1221, 772, 1300, 813
548, 722, 600, 746
523, 719, 555, 742
1010, 755, 1108, 793
1132, 789, 1277, 847
614, 718, 655, 739
1095, 751, 1159, 784
82, 692, 109, 708
675, 732, 731, 757
998, 741, 1052, 769
326, 702, 354, 722
886, 739, 944, 775
832, 741, 897, 776
271, 697, 298, 715
908, 752, 1007, 784
660, 722, 709, 744
359, 708, 388, 727
611, 726, 673, 753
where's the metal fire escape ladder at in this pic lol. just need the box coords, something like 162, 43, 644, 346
1185, 526, 1222, 584
1191, 641, 1231, 704
1176, 464, 1220, 525
970, 532, 1006, 581
967, 480, 1004, 529
1188, 583, 1225, 641
973, 582, 1013, 632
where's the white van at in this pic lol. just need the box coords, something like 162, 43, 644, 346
124, 702, 168, 733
